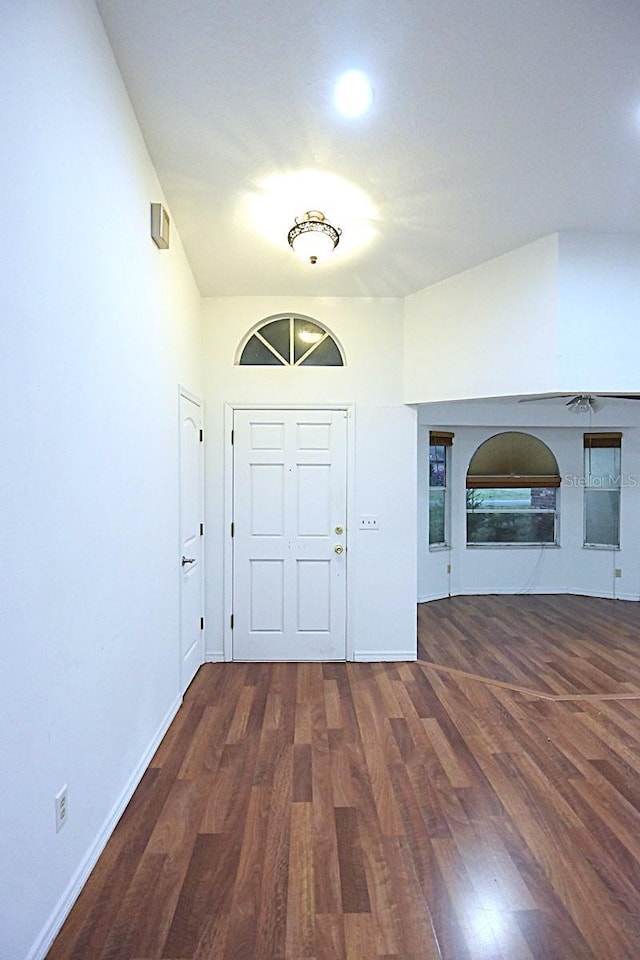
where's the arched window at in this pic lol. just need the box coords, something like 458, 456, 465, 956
237, 315, 344, 367
466, 432, 560, 545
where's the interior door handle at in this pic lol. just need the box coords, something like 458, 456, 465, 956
334, 544, 344, 555
182, 556, 196, 566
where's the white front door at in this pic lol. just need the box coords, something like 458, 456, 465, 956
179, 391, 204, 689
232, 408, 348, 661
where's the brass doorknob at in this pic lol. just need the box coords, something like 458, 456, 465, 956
334, 544, 344, 555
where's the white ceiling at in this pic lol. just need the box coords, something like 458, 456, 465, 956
96, 0, 640, 298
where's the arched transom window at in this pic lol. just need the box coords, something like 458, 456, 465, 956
238, 315, 344, 367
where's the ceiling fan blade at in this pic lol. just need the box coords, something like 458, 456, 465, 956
517, 394, 573, 403
507, 393, 639, 407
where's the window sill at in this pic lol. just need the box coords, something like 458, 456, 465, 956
429, 544, 449, 552
466, 543, 560, 550
583, 543, 621, 551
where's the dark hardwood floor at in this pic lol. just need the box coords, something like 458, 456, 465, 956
47, 595, 640, 959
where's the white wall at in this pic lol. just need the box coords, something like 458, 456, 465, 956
0, 3, 202, 959
418, 402, 640, 603
201, 297, 417, 662
404, 231, 640, 407
403, 235, 560, 403
558, 233, 640, 390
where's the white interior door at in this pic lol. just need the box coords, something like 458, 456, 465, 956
232, 408, 347, 661
179, 391, 204, 688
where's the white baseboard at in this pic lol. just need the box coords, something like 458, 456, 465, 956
419, 588, 640, 602
27, 694, 183, 960
568, 588, 615, 600
205, 651, 225, 662
353, 650, 417, 662
452, 587, 568, 597
575, 588, 640, 602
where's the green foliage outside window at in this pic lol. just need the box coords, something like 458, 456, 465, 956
466, 488, 557, 545
429, 443, 447, 546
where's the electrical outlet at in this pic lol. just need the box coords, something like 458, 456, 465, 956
615, 568, 622, 579
359, 515, 379, 530
55, 785, 68, 832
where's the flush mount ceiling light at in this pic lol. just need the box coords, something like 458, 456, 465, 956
287, 210, 341, 265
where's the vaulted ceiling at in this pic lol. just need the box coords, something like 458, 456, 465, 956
96, 0, 640, 298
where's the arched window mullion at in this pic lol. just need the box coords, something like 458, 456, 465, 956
294, 332, 329, 366
255, 330, 287, 365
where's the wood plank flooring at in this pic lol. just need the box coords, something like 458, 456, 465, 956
47, 595, 640, 959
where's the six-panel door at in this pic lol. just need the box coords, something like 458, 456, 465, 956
232, 409, 347, 660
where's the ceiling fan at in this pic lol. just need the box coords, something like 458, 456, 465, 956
518, 393, 640, 413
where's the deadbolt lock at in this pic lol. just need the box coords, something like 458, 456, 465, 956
335, 525, 344, 535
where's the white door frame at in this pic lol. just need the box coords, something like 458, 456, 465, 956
223, 402, 356, 661
178, 385, 205, 689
